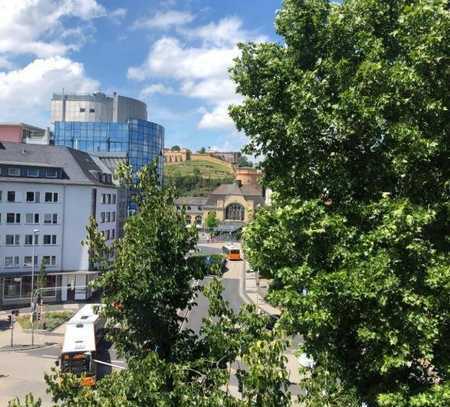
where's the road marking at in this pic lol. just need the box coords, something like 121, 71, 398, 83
41, 354, 57, 359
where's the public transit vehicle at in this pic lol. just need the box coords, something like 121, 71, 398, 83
222, 245, 242, 261
59, 304, 105, 386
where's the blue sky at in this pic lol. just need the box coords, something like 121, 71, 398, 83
0, 0, 282, 152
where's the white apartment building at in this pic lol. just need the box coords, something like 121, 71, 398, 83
0, 142, 120, 307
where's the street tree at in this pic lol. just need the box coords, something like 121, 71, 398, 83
87, 162, 203, 360
231, 0, 450, 406
206, 211, 219, 230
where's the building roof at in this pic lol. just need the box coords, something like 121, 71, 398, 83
93, 151, 128, 174
210, 182, 263, 197
175, 196, 209, 206
0, 141, 115, 187
214, 222, 245, 233
0, 122, 45, 131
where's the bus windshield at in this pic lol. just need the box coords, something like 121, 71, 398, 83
61, 353, 90, 376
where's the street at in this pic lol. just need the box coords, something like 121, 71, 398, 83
186, 258, 247, 333
0, 244, 246, 406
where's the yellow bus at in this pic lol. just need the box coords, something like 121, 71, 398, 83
222, 245, 242, 261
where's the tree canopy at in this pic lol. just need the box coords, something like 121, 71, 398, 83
231, 0, 449, 406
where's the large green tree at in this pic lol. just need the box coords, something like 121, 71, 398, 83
90, 163, 204, 360
231, 0, 449, 406
10, 162, 292, 406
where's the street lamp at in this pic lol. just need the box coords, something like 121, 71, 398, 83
30, 228, 39, 346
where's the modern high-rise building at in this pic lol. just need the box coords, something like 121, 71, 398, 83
52, 92, 164, 178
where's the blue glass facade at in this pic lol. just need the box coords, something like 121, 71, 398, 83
54, 119, 164, 176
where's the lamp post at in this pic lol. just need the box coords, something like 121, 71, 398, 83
30, 228, 39, 346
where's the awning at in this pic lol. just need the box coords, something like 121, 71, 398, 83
214, 222, 245, 233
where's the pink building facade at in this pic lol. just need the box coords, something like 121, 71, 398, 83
0, 124, 23, 143
0, 123, 50, 144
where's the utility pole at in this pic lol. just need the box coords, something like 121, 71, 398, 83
31, 228, 39, 346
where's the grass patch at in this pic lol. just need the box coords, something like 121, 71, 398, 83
16, 310, 74, 331
165, 160, 234, 179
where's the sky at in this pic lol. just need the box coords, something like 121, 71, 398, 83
0, 0, 282, 152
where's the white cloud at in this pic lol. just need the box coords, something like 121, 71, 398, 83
128, 16, 264, 130
128, 37, 239, 81
140, 83, 175, 97
133, 10, 195, 30
198, 103, 236, 129
0, 0, 107, 57
183, 17, 265, 46
0, 56, 99, 124
109, 8, 127, 24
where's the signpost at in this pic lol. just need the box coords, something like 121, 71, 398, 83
9, 309, 19, 348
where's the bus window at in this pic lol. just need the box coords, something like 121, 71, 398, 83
223, 246, 241, 261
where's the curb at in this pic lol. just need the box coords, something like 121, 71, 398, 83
239, 261, 253, 305
0, 343, 57, 353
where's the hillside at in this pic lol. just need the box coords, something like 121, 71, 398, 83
165, 160, 234, 196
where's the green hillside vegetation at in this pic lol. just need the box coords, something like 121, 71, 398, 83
165, 160, 234, 196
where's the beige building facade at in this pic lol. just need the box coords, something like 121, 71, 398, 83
175, 181, 265, 228
164, 148, 191, 163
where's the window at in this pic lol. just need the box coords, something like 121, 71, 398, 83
3, 277, 21, 297
7, 191, 15, 202
225, 203, 245, 221
101, 212, 105, 223
0, 191, 2, 201
5, 256, 19, 268
89, 108, 95, 113
112, 229, 115, 239
42, 256, 56, 266
5, 235, 18, 246
24, 256, 33, 267
80, 107, 86, 113
106, 212, 111, 222
107, 194, 112, 204
26, 191, 40, 202
111, 212, 116, 222
46, 168, 57, 178
8, 168, 20, 176
34, 213, 40, 224
25, 235, 33, 245
28, 168, 39, 177
45, 192, 58, 202
112, 194, 117, 204
44, 214, 54, 224
6, 213, 20, 224
101, 194, 106, 204
53, 213, 58, 224
43, 235, 57, 245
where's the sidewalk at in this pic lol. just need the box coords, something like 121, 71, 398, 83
0, 303, 82, 349
242, 261, 302, 388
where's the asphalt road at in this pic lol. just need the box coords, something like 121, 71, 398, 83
186, 258, 247, 333
0, 244, 245, 405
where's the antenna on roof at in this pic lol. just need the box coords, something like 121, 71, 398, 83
62, 88, 66, 122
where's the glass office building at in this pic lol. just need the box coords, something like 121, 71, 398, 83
54, 119, 164, 176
